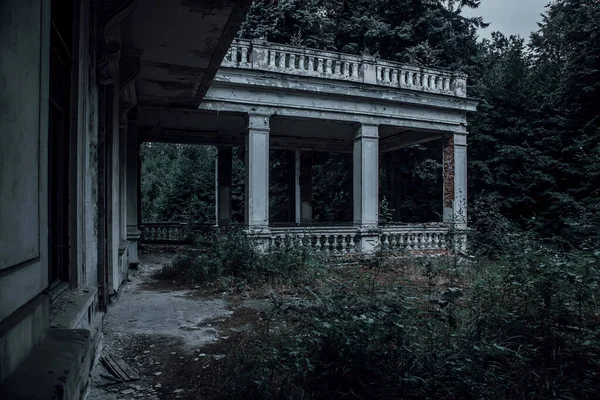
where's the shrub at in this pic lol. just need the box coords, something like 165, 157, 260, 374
156, 228, 324, 289
216, 238, 600, 399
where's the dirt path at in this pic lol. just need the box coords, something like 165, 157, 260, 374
87, 252, 264, 400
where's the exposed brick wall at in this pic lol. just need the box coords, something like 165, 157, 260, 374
443, 134, 455, 208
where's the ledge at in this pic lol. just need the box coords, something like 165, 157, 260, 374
50, 287, 97, 330
0, 329, 93, 400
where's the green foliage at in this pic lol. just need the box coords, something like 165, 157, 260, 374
217, 239, 600, 399
468, 0, 600, 249
378, 196, 395, 225
141, 143, 216, 223
156, 229, 324, 289
312, 152, 353, 223
240, 0, 485, 70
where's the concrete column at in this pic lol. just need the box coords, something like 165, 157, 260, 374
353, 124, 379, 252
296, 149, 313, 225
216, 146, 233, 226
126, 112, 140, 267
353, 124, 379, 227
453, 134, 468, 228
245, 114, 270, 230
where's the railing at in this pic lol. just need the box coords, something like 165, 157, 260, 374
380, 224, 448, 252
140, 222, 215, 244
267, 223, 450, 254
141, 222, 450, 253
222, 38, 468, 97
269, 226, 360, 255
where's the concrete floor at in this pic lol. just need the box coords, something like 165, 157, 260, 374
87, 253, 234, 400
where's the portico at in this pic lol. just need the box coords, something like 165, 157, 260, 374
137, 38, 478, 253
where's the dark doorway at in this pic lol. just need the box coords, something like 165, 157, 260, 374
48, 0, 74, 284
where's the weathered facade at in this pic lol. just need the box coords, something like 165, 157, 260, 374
0, 0, 250, 398
1, 2, 476, 398
140, 39, 478, 253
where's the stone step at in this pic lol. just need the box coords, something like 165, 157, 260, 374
0, 329, 94, 400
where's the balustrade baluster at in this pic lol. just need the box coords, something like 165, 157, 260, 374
299, 55, 305, 70
388, 233, 396, 251
347, 235, 355, 253
334, 61, 341, 75
342, 62, 349, 77
325, 59, 332, 75
317, 58, 324, 73
444, 77, 451, 92
339, 235, 346, 254
376, 66, 382, 82
308, 57, 315, 71
269, 51, 276, 67
341, 235, 349, 254
315, 235, 322, 252
289, 54, 296, 69
351, 63, 359, 78
327, 235, 334, 254
241, 46, 248, 63
230, 45, 238, 63
382, 234, 390, 250
433, 233, 441, 249
391, 69, 398, 84
333, 236, 341, 255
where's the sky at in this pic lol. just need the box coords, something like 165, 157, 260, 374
461, 0, 550, 41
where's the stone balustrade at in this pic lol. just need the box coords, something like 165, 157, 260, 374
380, 224, 448, 252
140, 222, 214, 244
269, 226, 360, 255
140, 222, 450, 253
222, 38, 468, 97
268, 224, 449, 254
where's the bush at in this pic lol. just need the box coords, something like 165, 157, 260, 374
156, 228, 324, 289
216, 239, 600, 399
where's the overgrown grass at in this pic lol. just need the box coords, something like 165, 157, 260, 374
155, 228, 600, 398
215, 241, 600, 399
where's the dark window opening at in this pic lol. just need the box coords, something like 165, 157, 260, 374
48, 0, 74, 284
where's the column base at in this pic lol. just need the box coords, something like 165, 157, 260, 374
355, 227, 382, 254
244, 227, 272, 253
447, 226, 468, 254
126, 225, 141, 268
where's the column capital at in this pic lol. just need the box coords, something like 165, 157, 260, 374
354, 123, 379, 140
247, 113, 271, 132
453, 133, 467, 146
